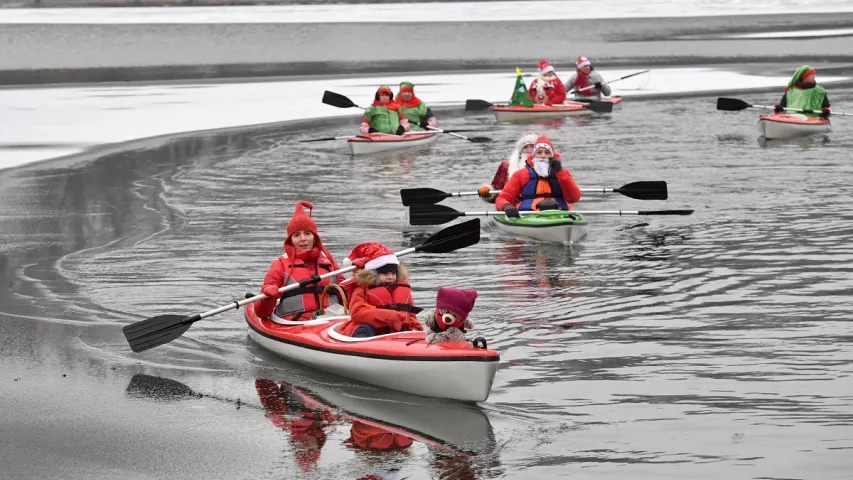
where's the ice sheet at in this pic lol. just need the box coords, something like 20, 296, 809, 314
1, 67, 847, 171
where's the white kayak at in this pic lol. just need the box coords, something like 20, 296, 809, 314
347, 131, 439, 155
758, 113, 831, 140
493, 211, 588, 245
245, 303, 499, 402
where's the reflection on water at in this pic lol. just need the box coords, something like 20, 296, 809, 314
4, 90, 853, 478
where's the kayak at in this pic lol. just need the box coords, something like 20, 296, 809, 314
244, 303, 499, 402
493, 210, 588, 245
493, 97, 621, 122
758, 114, 831, 140
573, 95, 624, 107
347, 132, 439, 155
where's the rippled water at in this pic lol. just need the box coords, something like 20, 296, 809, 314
3, 91, 853, 479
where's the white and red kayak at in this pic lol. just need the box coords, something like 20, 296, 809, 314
347, 131, 439, 155
244, 303, 499, 402
493, 97, 621, 122
758, 113, 831, 140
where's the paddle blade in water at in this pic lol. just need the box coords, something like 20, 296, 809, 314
417, 219, 481, 253
409, 204, 463, 226
126, 374, 196, 399
465, 99, 494, 111
400, 187, 451, 206
299, 136, 337, 143
586, 101, 613, 113
616, 181, 668, 200
716, 97, 751, 111
468, 136, 492, 143
123, 314, 192, 353
639, 209, 694, 215
322, 90, 358, 109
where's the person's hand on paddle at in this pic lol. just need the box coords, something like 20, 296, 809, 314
400, 118, 411, 133
821, 108, 831, 119
594, 82, 603, 90
478, 185, 492, 197
262, 285, 282, 298
502, 204, 520, 218
427, 117, 438, 128
774, 104, 784, 114
360, 122, 370, 135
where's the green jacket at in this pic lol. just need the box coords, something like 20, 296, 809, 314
399, 100, 433, 131
362, 103, 402, 134
782, 65, 827, 117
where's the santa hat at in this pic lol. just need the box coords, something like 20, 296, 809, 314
576, 56, 591, 69
532, 136, 556, 157
399, 81, 415, 93
344, 242, 399, 272
435, 287, 477, 329
538, 60, 555, 75
375, 85, 393, 100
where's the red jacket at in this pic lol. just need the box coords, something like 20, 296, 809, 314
529, 77, 567, 105
339, 283, 422, 336
256, 249, 344, 320
495, 158, 581, 211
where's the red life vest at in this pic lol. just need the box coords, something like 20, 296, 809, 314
359, 282, 417, 316
272, 253, 338, 322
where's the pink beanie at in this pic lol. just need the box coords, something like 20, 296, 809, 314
436, 287, 478, 320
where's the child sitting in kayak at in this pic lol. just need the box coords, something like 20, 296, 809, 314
495, 136, 582, 218
774, 65, 831, 118
423, 287, 477, 345
529, 60, 567, 106
360, 85, 411, 136
478, 131, 540, 203
338, 242, 423, 338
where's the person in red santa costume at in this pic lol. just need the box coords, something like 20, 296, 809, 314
528, 60, 567, 106
495, 136, 582, 218
255, 201, 344, 323
565, 56, 612, 100
338, 242, 423, 338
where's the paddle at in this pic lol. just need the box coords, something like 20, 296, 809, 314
122, 219, 481, 353
570, 69, 651, 95
464, 98, 613, 114
716, 97, 850, 117
410, 204, 693, 226
401, 181, 668, 206
424, 125, 491, 143
322, 90, 364, 109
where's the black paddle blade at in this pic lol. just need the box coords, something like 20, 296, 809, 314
465, 99, 494, 111
417, 218, 481, 253
123, 314, 192, 353
586, 101, 614, 113
615, 181, 668, 200
409, 204, 464, 226
322, 90, 358, 109
400, 187, 451, 206
639, 209, 694, 215
717, 97, 751, 111
467, 136, 492, 143
299, 137, 337, 143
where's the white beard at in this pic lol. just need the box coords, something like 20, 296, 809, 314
534, 159, 551, 177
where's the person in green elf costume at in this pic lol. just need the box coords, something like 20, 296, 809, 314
396, 82, 438, 131
360, 85, 411, 135
774, 65, 831, 119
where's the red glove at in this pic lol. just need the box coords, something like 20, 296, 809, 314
262, 285, 281, 298
427, 117, 438, 128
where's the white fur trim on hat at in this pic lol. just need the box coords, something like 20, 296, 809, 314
365, 253, 399, 271
539, 65, 555, 75
576, 57, 591, 69
343, 257, 353, 267
533, 141, 554, 155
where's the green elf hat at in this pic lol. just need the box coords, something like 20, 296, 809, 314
399, 82, 415, 93
786, 65, 815, 91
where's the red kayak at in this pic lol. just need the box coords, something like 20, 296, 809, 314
347, 131, 439, 155
493, 97, 621, 122
244, 303, 499, 402
758, 113, 831, 140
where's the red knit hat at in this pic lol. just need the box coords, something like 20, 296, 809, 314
344, 242, 399, 271
287, 200, 318, 239
532, 136, 556, 157
538, 60, 555, 75
435, 287, 477, 329
374, 85, 393, 101
576, 56, 591, 69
